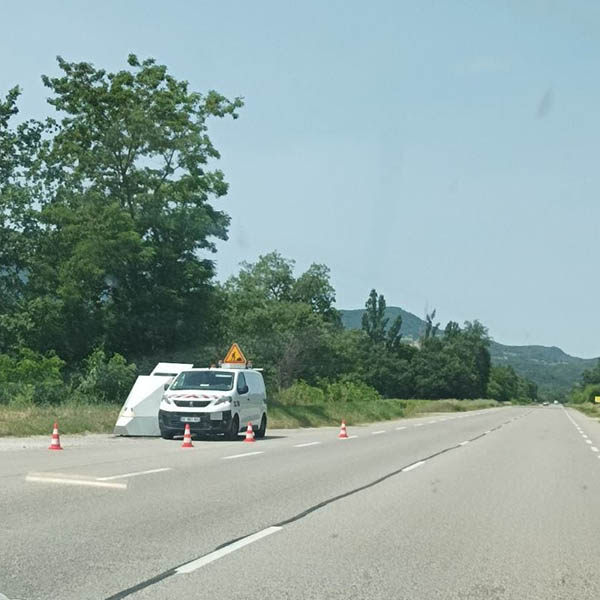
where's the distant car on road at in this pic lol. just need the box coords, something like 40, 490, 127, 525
542, 402, 549, 406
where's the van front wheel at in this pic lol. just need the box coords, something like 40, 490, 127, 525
225, 415, 240, 441
255, 414, 267, 439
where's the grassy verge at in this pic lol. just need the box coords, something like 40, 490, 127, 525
569, 403, 600, 420
0, 398, 501, 437
0, 403, 120, 437
268, 398, 500, 428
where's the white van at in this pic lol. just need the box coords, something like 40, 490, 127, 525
158, 367, 267, 440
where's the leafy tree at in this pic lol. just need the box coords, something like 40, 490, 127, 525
222, 253, 342, 388
2, 55, 242, 361
423, 309, 440, 341
582, 359, 600, 386
487, 365, 537, 403
361, 289, 402, 350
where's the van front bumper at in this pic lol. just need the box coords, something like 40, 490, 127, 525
158, 409, 232, 434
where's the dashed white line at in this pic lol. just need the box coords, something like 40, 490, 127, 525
403, 461, 426, 472
97, 467, 172, 481
25, 475, 127, 489
586, 440, 592, 445
591, 447, 599, 452
484, 430, 491, 434
176, 526, 282, 574
396, 426, 407, 431
427, 421, 436, 424
222, 451, 264, 460
372, 430, 386, 435
294, 442, 321, 448
459, 441, 469, 446
414, 423, 424, 427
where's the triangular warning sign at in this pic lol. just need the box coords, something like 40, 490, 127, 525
223, 343, 247, 364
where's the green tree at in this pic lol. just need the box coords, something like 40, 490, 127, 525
3, 55, 242, 361
361, 289, 402, 350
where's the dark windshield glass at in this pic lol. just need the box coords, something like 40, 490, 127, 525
170, 371, 234, 391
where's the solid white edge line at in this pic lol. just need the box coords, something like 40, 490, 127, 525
372, 430, 386, 435
97, 467, 172, 481
176, 527, 282, 574
459, 441, 469, 446
294, 442, 321, 448
25, 475, 127, 489
222, 451, 264, 460
402, 461, 426, 472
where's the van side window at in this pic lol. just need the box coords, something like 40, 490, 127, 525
237, 373, 247, 394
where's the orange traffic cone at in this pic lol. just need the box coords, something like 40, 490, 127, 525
338, 419, 349, 439
48, 422, 63, 450
244, 422, 255, 443
181, 423, 194, 448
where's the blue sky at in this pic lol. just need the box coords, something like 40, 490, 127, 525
2, 1, 599, 356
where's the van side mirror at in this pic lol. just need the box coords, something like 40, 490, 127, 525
164, 383, 170, 390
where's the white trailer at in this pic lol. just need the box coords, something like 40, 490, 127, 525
113, 363, 193, 436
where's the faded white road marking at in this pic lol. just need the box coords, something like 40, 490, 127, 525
403, 461, 426, 472
26, 475, 126, 489
459, 440, 469, 446
414, 423, 424, 427
97, 467, 172, 481
222, 451, 264, 460
586, 440, 592, 445
372, 430, 386, 435
294, 442, 321, 448
591, 447, 599, 452
396, 426, 407, 431
176, 527, 282, 574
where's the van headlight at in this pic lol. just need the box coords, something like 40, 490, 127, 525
214, 396, 231, 406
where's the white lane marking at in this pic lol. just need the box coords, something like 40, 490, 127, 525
484, 430, 491, 434
591, 447, 599, 452
583, 435, 589, 440
294, 442, 321, 448
396, 426, 407, 431
97, 467, 172, 481
346, 435, 358, 439
586, 440, 592, 445
403, 461, 426, 472
25, 475, 126, 489
176, 526, 282, 574
414, 423, 424, 427
427, 421, 436, 424
372, 430, 386, 435
222, 451, 264, 460
459, 441, 469, 446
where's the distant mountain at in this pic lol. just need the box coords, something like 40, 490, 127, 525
340, 307, 598, 396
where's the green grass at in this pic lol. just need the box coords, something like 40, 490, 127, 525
268, 398, 501, 429
569, 402, 600, 420
0, 403, 120, 437
0, 398, 501, 437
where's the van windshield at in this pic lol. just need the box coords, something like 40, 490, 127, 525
170, 371, 234, 391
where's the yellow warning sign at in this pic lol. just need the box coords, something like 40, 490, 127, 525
223, 343, 247, 364
595, 396, 600, 404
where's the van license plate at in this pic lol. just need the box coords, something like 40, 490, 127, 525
181, 417, 201, 423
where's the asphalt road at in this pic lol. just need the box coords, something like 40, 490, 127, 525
2, 405, 600, 599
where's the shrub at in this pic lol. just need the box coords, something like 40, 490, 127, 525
0, 349, 66, 404
275, 381, 325, 405
75, 347, 137, 404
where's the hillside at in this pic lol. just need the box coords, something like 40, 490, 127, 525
340, 307, 597, 397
